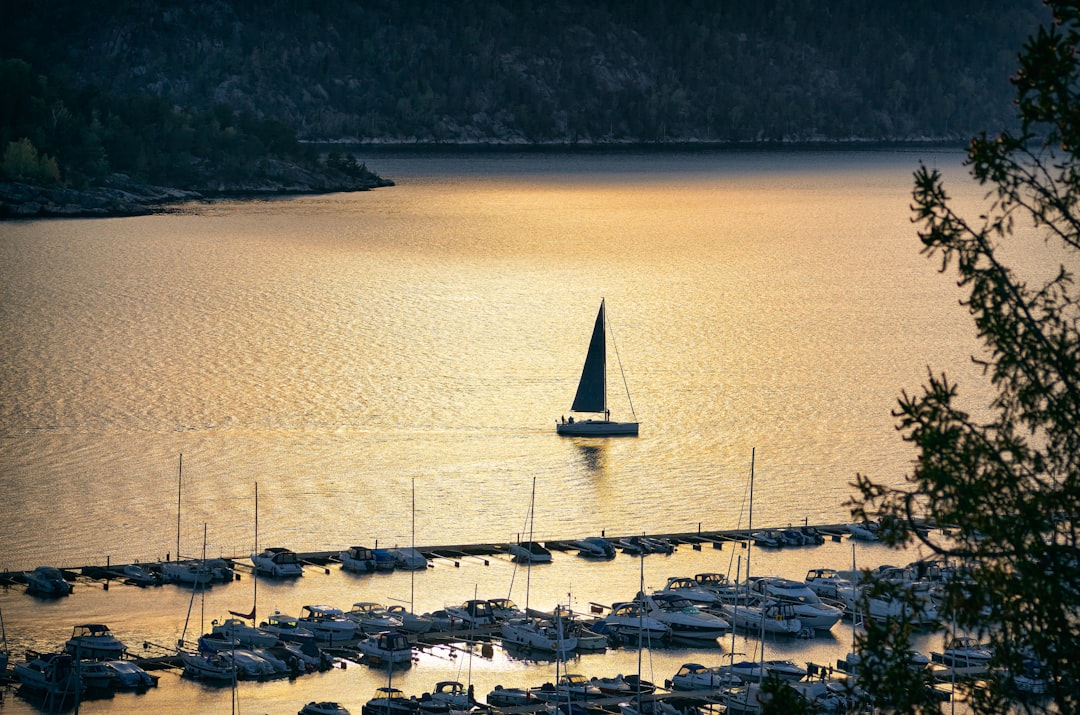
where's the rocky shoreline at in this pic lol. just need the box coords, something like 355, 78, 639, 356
0, 162, 395, 219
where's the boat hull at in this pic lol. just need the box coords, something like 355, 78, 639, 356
556, 419, 639, 436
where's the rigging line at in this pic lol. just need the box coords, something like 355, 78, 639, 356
606, 303, 637, 420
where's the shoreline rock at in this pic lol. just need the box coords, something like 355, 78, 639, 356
1, 166, 395, 220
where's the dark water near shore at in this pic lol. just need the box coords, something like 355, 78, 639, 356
0, 147, 1013, 712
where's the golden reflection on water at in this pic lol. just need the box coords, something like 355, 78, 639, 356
0, 149, 994, 571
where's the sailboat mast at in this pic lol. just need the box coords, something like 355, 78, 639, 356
176, 453, 183, 561
601, 298, 608, 417
525, 477, 536, 611
747, 448, 755, 584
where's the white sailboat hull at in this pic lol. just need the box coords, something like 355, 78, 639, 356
557, 419, 639, 436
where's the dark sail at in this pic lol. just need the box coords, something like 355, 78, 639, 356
570, 300, 606, 414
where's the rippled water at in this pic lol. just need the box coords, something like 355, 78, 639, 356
0, 148, 993, 570
1, 146, 1010, 714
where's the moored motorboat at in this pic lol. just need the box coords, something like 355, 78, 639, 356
390, 547, 430, 570
507, 540, 552, 564
931, 636, 994, 668
599, 601, 672, 642
13, 652, 85, 698
654, 577, 722, 606
749, 577, 843, 630
181, 649, 236, 682
641, 592, 731, 642
486, 597, 525, 621
23, 566, 72, 596
529, 673, 602, 702
260, 611, 317, 644
159, 559, 214, 586
340, 545, 377, 573
348, 602, 405, 634
212, 617, 280, 648
299, 605, 358, 642
718, 599, 804, 636
803, 568, 853, 599
372, 549, 397, 571
500, 616, 577, 654
667, 662, 740, 691
362, 687, 420, 715
723, 659, 807, 683
356, 631, 415, 664
65, 623, 128, 660
101, 659, 159, 689
573, 537, 617, 559
486, 684, 532, 708
122, 563, 161, 586
385, 604, 434, 634
301, 702, 351, 715
444, 599, 496, 628
252, 547, 304, 578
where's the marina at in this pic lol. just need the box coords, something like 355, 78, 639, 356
0, 522, 990, 714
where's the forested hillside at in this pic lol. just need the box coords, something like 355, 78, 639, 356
4, 0, 1046, 145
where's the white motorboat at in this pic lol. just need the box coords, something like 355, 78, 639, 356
654, 576, 723, 606
444, 599, 496, 628
340, 545, 377, 573
750, 577, 843, 630
835, 583, 939, 625
573, 537, 617, 559
693, 572, 748, 604
803, 568, 853, 599
723, 659, 806, 683
355, 631, 415, 664
846, 522, 880, 541
159, 559, 214, 586
425, 680, 476, 711
385, 604, 434, 634
500, 616, 577, 653
252, 547, 304, 578
64, 623, 128, 659
641, 592, 730, 642
667, 662, 740, 691
301, 702, 352, 715
487, 597, 525, 621
529, 673, 602, 702
23, 566, 72, 596
122, 563, 161, 586
390, 547, 430, 570
931, 636, 994, 668
181, 649, 236, 682
599, 601, 672, 642
348, 602, 405, 634
507, 540, 552, 564
101, 659, 159, 689
212, 617, 279, 648
299, 605, 358, 642
556, 299, 639, 436
222, 648, 280, 679
76, 660, 118, 691
260, 611, 317, 644
486, 684, 532, 707
718, 599, 804, 636
362, 687, 420, 715
13, 652, 85, 698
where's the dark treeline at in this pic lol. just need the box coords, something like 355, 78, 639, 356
0, 0, 1048, 187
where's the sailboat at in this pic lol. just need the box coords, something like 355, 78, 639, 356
556, 298, 639, 436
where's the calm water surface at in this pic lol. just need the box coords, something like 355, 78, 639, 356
0, 148, 1005, 713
